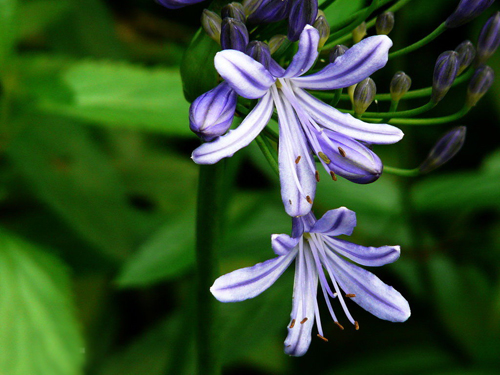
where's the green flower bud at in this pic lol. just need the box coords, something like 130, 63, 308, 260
390, 71, 412, 102
376, 12, 395, 35
353, 78, 376, 115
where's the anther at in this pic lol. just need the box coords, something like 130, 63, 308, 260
354, 321, 360, 330
335, 321, 345, 330
289, 319, 296, 328
295, 156, 301, 164
318, 151, 331, 164
330, 171, 337, 181
300, 317, 308, 324
338, 147, 346, 157
345, 294, 356, 298
289, 199, 292, 205
306, 196, 313, 204
317, 334, 329, 342
315, 170, 320, 182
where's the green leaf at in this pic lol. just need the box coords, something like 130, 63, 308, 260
180, 29, 220, 103
0, 0, 17, 70
19, 0, 70, 39
323, 0, 364, 29
0, 229, 84, 375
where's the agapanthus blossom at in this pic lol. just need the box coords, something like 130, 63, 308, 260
192, 25, 404, 217
211, 207, 411, 356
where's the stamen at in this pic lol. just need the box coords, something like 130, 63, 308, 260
289, 319, 296, 328
346, 294, 356, 298
318, 151, 331, 164
315, 170, 320, 182
335, 321, 345, 330
330, 171, 337, 181
300, 317, 308, 324
338, 147, 346, 157
317, 334, 329, 342
289, 199, 292, 205
295, 156, 301, 164
306, 196, 313, 204
355, 321, 360, 330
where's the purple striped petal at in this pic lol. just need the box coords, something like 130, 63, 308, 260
272, 234, 300, 255
324, 237, 401, 267
311, 207, 356, 236
214, 50, 275, 99
192, 92, 273, 164
210, 249, 297, 302
280, 25, 319, 78
324, 251, 411, 322
292, 35, 392, 90
294, 87, 404, 144
292, 212, 317, 238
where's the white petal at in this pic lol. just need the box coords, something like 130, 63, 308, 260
280, 25, 319, 78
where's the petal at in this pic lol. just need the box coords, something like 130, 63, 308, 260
324, 251, 411, 322
324, 237, 401, 266
311, 207, 356, 236
284, 250, 318, 356
192, 92, 273, 164
214, 50, 275, 99
294, 87, 404, 144
292, 35, 393, 90
210, 248, 297, 302
292, 212, 316, 238
272, 234, 300, 256
279, 25, 319, 78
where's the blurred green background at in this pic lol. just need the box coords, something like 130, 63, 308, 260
0, 0, 500, 374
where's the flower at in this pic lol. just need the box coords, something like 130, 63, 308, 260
210, 207, 411, 356
192, 25, 404, 217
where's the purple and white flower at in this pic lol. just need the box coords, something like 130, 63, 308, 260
211, 207, 411, 357
192, 25, 404, 217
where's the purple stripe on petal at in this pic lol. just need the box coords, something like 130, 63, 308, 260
210, 248, 297, 302
272, 234, 300, 255
324, 251, 411, 322
192, 92, 274, 164
215, 50, 275, 99
293, 87, 404, 144
280, 25, 320, 78
311, 207, 356, 236
292, 35, 392, 90
325, 237, 400, 267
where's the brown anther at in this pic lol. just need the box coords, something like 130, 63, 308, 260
345, 294, 356, 298
335, 321, 345, 330
330, 171, 337, 181
317, 334, 329, 342
295, 156, 301, 164
338, 147, 346, 157
354, 321, 360, 330
306, 196, 313, 204
289, 319, 296, 328
315, 170, 320, 182
300, 317, 308, 324
289, 199, 292, 205
318, 151, 331, 164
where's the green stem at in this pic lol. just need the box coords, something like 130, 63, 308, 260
388, 106, 471, 125
256, 134, 279, 176
342, 101, 435, 118
319, 0, 338, 10
384, 165, 420, 177
389, 22, 447, 59
195, 163, 225, 375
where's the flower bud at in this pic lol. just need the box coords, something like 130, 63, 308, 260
455, 40, 476, 75
376, 12, 395, 35
189, 82, 237, 142
431, 51, 459, 103
246, 0, 291, 24
201, 10, 222, 43
313, 12, 330, 49
353, 78, 376, 115
268, 34, 287, 54
477, 12, 500, 66
156, 0, 204, 10
246, 41, 272, 69
329, 44, 348, 63
390, 71, 412, 102
288, 0, 318, 42
352, 22, 367, 44
466, 65, 495, 106
445, 0, 494, 28
220, 18, 249, 52
222, 2, 246, 23
419, 127, 466, 174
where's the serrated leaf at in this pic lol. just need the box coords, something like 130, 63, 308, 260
0, 229, 84, 375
